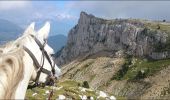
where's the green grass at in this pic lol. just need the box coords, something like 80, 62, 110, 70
111, 57, 170, 81
26, 80, 82, 99
124, 58, 170, 80
26, 79, 103, 99
58, 80, 81, 88
144, 22, 170, 34
26, 87, 49, 99
112, 57, 132, 80
84, 90, 97, 99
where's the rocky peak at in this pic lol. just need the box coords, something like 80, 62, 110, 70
78, 11, 106, 25
80, 11, 95, 19
55, 11, 169, 66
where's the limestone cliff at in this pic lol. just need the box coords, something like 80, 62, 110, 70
55, 12, 170, 66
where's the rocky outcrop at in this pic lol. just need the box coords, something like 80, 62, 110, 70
55, 11, 169, 66
149, 52, 170, 60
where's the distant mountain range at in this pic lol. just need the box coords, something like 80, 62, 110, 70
0, 19, 67, 52
48, 34, 67, 52
0, 19, 23, 44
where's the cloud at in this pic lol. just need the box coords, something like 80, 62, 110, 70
0, 1, 31, 10
1, 1, 170, 36
21, 2, 78, 22
56, 13, 78, 20
65, 1, 170, 20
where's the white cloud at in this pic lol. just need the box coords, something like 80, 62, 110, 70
56, 13, 78, 20
0, 1, 31, 10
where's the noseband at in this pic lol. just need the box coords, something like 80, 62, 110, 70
23, 35, 55, 84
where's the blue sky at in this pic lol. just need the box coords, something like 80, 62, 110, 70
0, 1, 170, 36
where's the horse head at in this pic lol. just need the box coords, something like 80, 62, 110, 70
23, 22, 61, 84
0, 22, 61, 99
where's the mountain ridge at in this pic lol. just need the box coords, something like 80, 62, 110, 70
0, 19, 23, 44
55, 11, 170, 66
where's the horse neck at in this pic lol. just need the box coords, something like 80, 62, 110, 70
0, 36, 37, 99
0, 49, 34, 99
14, 51, 35, 99
0, 48, 25, 99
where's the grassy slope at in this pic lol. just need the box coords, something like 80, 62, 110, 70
125, 58, 170, 80
26, 80, 114, 100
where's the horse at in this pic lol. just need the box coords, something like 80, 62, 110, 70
0, 22, 61, 99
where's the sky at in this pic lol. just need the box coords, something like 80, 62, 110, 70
0, 1, 170, 36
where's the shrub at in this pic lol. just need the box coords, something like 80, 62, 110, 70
82, 81, 90, 88
111, 57, 132, 80
134, 70, 146, 80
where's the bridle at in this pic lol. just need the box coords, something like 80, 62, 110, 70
23, 35, 55, 85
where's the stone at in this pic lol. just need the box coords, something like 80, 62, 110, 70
32, 93, 37, 96
110, 96, 116, 100
58, 95, 66, 99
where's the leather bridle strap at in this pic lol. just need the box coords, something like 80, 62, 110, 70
30, 35, 55, 75
23, 46, 41, 69
23, 35, 56, 85
23, 46, 52, 76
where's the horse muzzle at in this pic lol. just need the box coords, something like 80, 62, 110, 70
45, 75, 57, 86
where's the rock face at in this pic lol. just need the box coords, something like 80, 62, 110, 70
150, 52, 170, 60
55, 12, 169, 66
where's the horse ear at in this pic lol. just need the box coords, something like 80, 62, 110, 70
24, 22, 35, 35
36, 22, 50, 40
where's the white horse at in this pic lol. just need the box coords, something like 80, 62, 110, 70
0, 22, 61, 99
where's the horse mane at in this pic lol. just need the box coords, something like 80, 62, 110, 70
0, 36, 28, 99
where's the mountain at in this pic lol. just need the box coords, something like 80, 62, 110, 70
55, 11, 170, 66
55, 12, 170, 99
48, 34, 67, 52
0, 19, 23, 45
